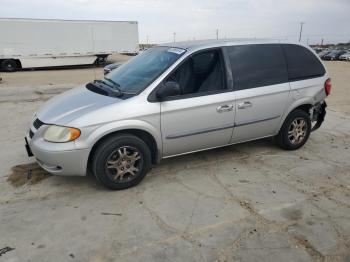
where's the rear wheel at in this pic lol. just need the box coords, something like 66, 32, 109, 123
275, 109, 311, 150
95, 55, 108, 65
92, 134, 151, 190
1, 59, 17, 72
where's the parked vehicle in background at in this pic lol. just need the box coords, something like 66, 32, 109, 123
103, 62, 124, 75
313, 48, 324, 54
0, 18, 139, 71
339, 52, 350, 61
318, 50, 331, 59
25, 39, 330, 190
322, 50, 347, 61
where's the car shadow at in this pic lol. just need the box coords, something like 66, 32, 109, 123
8, 137, 278, 191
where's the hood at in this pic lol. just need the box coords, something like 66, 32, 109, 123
36, 85, 119, 126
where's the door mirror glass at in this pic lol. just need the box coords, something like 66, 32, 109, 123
156, 81, 181, 100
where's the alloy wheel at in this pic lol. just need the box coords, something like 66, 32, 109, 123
105, 146, 143, 182
288, 118, 307, 145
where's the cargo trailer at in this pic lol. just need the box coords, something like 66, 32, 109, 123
0, 18, 139, 71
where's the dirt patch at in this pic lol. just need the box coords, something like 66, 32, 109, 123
34, 87, 70, 95
7, 162, 51, 187
239, 200, 256, 214
0, 247, 15, 256
281, 208, 303, 221
293, 235, 323, 259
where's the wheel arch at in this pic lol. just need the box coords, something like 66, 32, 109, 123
15, 59, 22, 69
278, 98, 315, 132
293, 104, 313, 114
87, 128, 160, 172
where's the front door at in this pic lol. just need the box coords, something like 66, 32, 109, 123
159, 49, 236, 157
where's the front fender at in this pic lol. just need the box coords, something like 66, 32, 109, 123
85, 119, 162, 156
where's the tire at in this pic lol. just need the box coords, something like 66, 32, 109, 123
1, 59, 17, 72
92, 134, 152, 190
275, 109, 311, 150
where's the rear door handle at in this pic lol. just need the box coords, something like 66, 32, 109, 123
217, 104, 234, 113
238, 101, 253, 109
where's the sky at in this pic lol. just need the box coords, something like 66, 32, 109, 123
0, 0, 349, 45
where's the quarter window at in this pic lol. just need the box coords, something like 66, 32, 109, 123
282, 44, 326, 81
227, 44, 288, 90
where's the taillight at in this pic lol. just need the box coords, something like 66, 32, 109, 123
325, 78, 331, 96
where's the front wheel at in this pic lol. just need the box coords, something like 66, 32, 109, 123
92, 134, 152, 190
275, 109, 311, 150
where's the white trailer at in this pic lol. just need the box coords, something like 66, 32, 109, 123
0, 18, 139, 71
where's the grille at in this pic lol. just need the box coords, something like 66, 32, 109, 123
33, 118, 44, 130
29, 129, 34, 139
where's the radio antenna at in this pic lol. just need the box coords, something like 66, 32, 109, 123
91, 24, 97, 81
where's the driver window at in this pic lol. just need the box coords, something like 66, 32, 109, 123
166, 49, 226, 96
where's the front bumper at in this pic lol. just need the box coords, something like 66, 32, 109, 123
26, 133, 89, 176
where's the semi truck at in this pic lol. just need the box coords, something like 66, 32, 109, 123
0, 18, 139, 71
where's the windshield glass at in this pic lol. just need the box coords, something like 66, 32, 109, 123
105, 47, 186, 94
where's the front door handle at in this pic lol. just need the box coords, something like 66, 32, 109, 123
217, 104, 234, 113
238, 101, 253, 109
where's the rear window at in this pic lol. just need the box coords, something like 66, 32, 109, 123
282, 44, 326, 81
227, 44, 288, 90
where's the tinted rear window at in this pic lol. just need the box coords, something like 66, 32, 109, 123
282, 44, 326, 81
227, 44, 288, 90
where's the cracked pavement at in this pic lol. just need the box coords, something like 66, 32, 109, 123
0, 61, 349, 261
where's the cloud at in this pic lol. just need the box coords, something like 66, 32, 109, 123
0, 0, 349, 44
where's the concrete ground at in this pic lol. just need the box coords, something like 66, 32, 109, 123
0, 60, 349, 262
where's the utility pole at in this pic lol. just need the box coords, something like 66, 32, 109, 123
216, 29, 219, 40
173, 32, 176, 43
298, 22, 305, 42
146, 35, 149, 45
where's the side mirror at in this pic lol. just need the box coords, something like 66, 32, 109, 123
156, 81, 181, 100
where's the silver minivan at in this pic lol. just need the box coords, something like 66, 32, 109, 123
25, 39, 331, 189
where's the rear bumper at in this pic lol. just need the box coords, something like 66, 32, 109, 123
311, 102, 327, 132
26, 135, 89, 176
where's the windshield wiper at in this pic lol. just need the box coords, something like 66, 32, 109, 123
93, 80, 122, 97
101, 78, 129, 95
104, 78, 137, 95
104, 77, 121, 89
96, 78, 137, 96
94, 79, 117, 89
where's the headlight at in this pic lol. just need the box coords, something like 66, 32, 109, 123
44, 125, 81, 143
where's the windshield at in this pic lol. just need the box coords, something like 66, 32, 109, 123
105, 46, 186, 94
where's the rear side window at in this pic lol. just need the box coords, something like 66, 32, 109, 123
227, 44, 288, 90
282, 44, 326, 81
